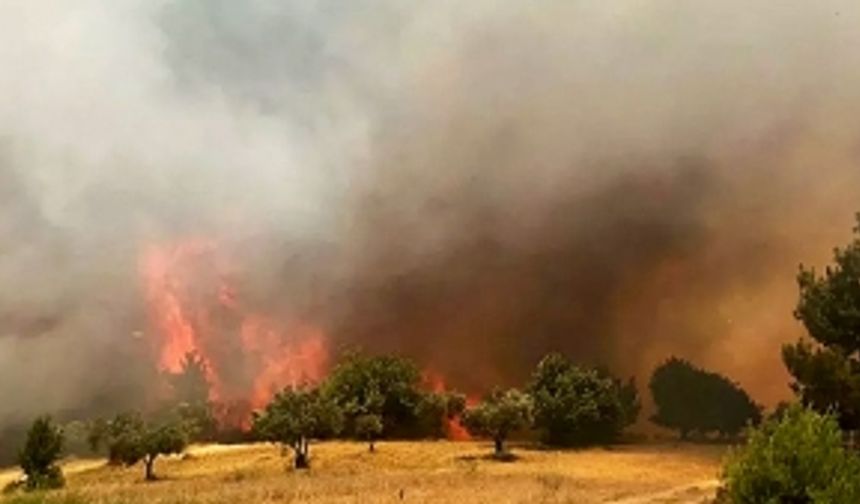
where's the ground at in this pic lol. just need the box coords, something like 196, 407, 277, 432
0, 441, 726, 504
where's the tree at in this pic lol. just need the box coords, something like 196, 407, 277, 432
354, 414, 383, 452
527, 353, 629, 446
165, 352, 217, 441
18, 416, 64, 490
252, 387, 343, 469
462, 389, 532, 457
722, 404, 860, 502
784, 215, 860, 430
414, 391, 467, 439
166, 352, 211, 405
88, 412, 188, 480
596, 366, 641, 430
649, 357, 761, 439
324, 352, 461, 439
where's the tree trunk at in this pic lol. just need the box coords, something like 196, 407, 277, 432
369, 440, 375, 453
494, 437, 504, 457
144, 455, 156, 481
294, 439, 310, 469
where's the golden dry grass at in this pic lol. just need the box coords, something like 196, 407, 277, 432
1, 441, 726, 504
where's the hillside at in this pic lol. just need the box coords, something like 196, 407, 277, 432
0, 441, 725, 504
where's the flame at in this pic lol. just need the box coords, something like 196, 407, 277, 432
140, 238, 329, 426
423, 369, 478, 441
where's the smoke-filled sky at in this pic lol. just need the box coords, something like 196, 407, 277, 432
2, 1, 860, 431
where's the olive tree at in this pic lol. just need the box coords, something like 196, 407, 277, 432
462, 389, 532, 457
252, 387, 343, 469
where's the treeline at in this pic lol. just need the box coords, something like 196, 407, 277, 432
11, 348, 766, 490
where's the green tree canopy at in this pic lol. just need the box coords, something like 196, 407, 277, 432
323, 352, 463, 439
252, 386, 343, 469
784, 213, 860, 430
527, 353, 632, 446
88, 411, 189, 480
18, 416, 65, 491
462, 388, 532, 457
649, 357, 761, 439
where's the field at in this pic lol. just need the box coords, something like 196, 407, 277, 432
0, 441, 726, 504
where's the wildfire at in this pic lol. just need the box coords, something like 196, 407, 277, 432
140, 238, 329, 425
424, 369, 478, 441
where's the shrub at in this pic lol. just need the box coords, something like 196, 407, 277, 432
18, 416, 64, 491
722, 404, 860, 503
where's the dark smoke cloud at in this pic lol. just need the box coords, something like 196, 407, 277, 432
2, 1, 860, 449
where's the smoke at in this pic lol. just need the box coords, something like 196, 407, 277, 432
2, 0, 860, 441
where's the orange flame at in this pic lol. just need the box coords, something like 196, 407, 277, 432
140, 238, 329, 426
423, 369, 478, 441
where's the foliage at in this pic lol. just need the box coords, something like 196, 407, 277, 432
784, 214, 860, 430
414, 391, 466, 439
252, 386, 343, 469
462, 388, 532, 456
354, 414, 384, 452
18, 416, 65, 491
165, 352, 218, 441
324, 353, 423, 437
649, 357, 761, 439
722, 404, 860, 503
596, 367, 642, 430
323, 352, 463, 439
527, 353, 631, 446
88, 411, 188, 480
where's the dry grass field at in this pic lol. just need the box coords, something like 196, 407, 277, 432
0, 441, 726, 504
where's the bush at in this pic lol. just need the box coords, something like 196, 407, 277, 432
722, 404, 860, 503
528, 353, 631, 446
18, 416, 64, 491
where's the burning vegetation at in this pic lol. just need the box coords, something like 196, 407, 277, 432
140, 239, 330, 423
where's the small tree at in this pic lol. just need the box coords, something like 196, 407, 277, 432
528, 353, 628, 446
19, 416, 64, 490
88, 412, 188, 481
722, 404, 860, 502
354, 414, 384, 452
462, 389, 532, 457
165, 352, 217, 441
252, 387, 343, 469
